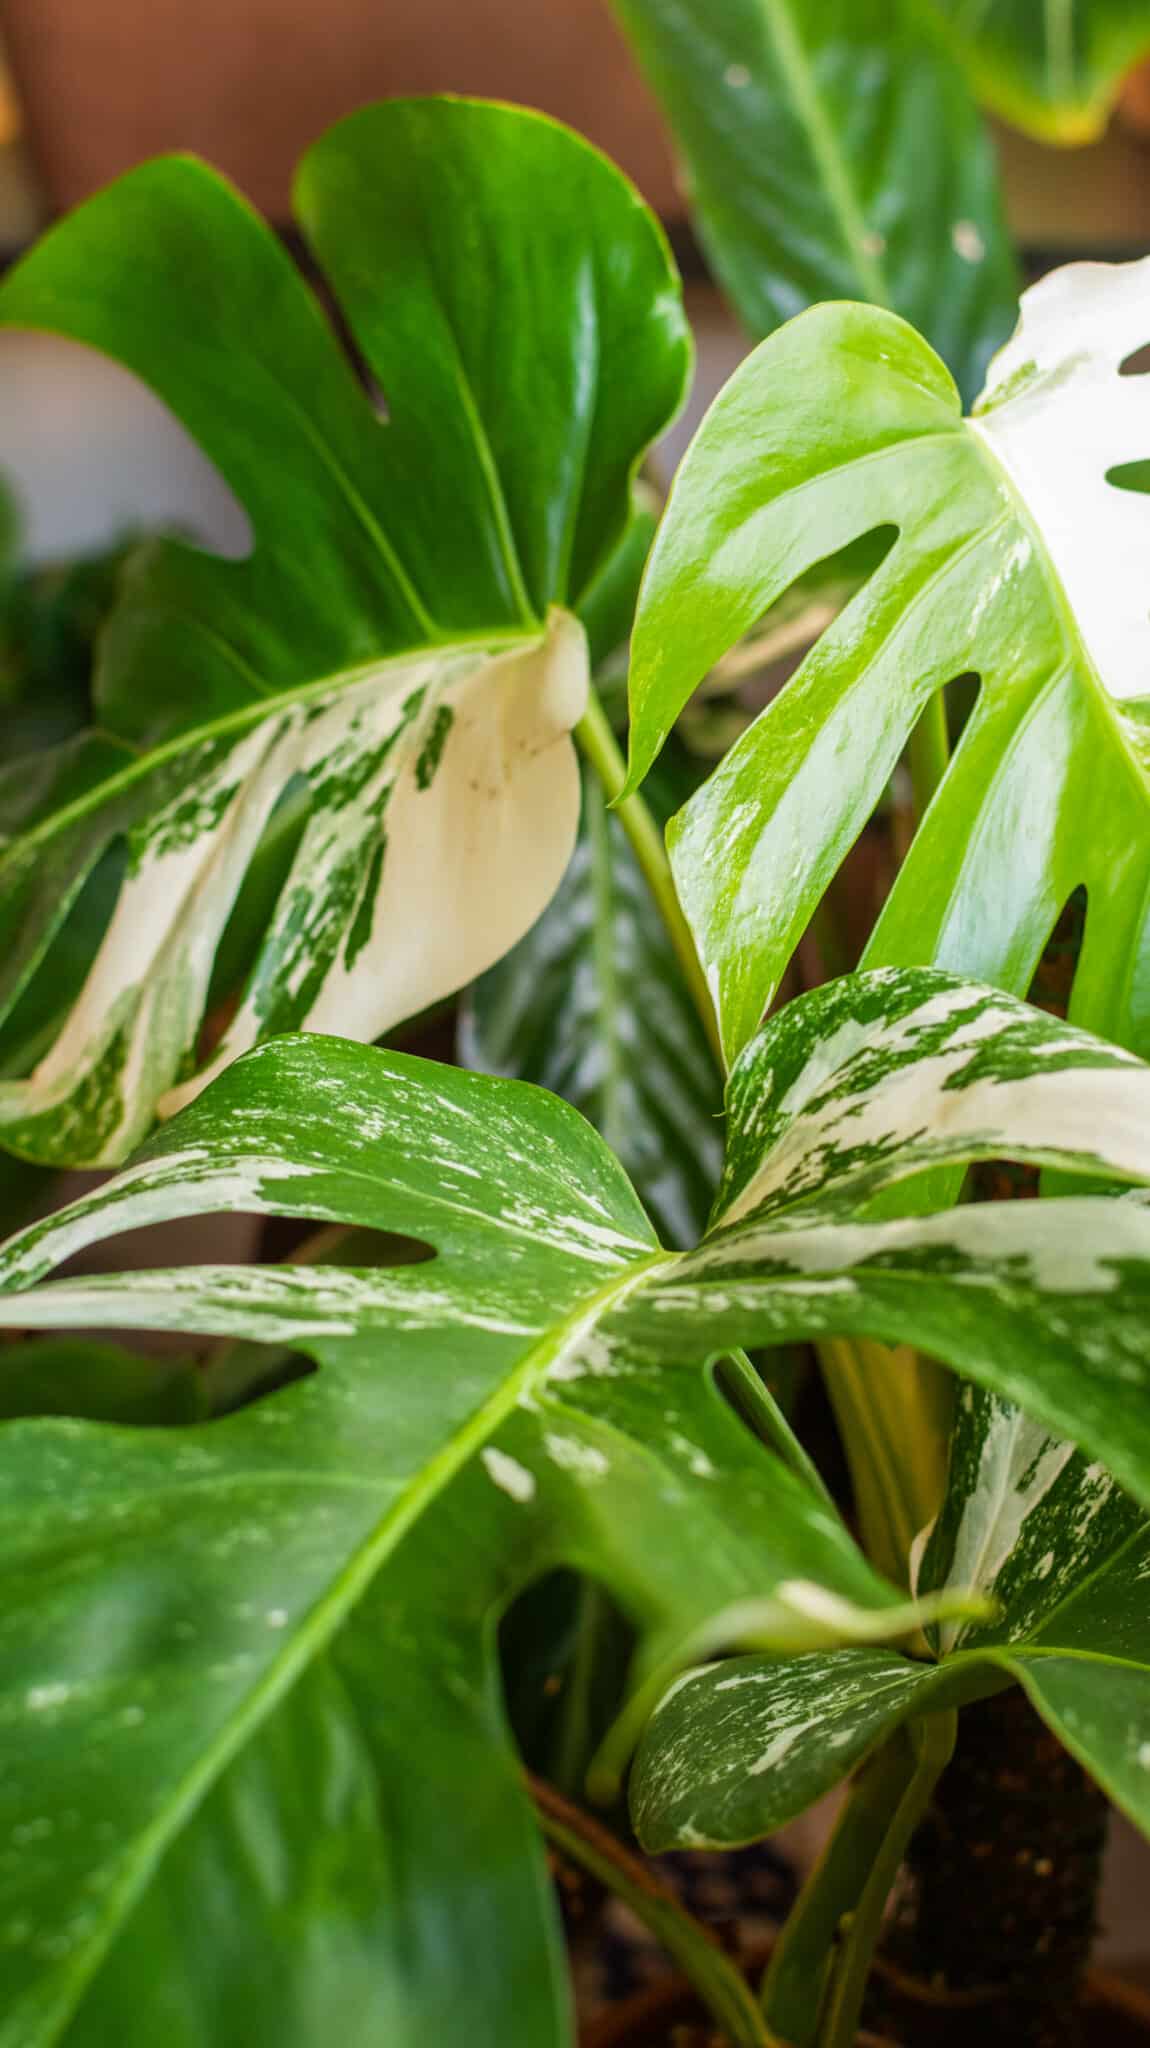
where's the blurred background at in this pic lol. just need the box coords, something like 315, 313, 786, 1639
2, 1, 1150, 564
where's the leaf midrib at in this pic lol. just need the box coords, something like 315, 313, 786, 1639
31, 1245, 676, 2045
757, 0, 891, 307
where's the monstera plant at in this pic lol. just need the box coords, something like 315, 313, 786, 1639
1, 63, 1150, 2048
0, 97, 689, 1166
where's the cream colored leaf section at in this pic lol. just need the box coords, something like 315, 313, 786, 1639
971, 254, 1150, 705
0, 610, 588, 1165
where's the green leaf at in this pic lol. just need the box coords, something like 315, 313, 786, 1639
0, 98, 690, 1168
627, 254, 1150, 1067
7, 968, 1150, 2036
609, 0, 1018, 404
0, 1032, 903, 2047
461, 754, 723, 1248
631, 1647, 985, 1850
634, 1520, 1150, 1857
930, 0, 1150, 143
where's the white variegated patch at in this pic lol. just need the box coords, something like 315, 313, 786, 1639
683, 1197, 1150, 1298
719, 972, 1150, 1228
0, 611, 587, 1166
972, 256, 1150, 706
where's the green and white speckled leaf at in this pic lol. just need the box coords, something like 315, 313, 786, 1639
919, 1386, 1142, 1655
628, 254, 1150, 1068
0, 98, 690, 1167
634, 1521, 1150, 1856
715, 967, 1150, 1227
6, 968, 1150, 2035
929, 0, 1150, 143
0, 1031, 912, 2048
631, 1647, 989, 1850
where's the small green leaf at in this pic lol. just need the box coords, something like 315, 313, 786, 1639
631, 1648, 986, 1850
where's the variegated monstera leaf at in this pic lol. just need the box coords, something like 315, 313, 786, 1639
633, 1415, 1150, 1922
627, 252, 1150, 1068
0, 97, 690, 1166
5, 968, 1150, 2043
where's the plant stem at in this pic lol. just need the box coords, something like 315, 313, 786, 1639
528, 1774, 780, 2048
816, 1710, 957, 2048
816, 1335, 951, 1589
576, 690, 724, 1069
760, 1729, 921, 2046
906, 691, 950, 826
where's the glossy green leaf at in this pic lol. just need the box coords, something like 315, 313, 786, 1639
0, 98, 690, 1167
930, 0, 1150, 142
628, 254, 1150, 1068
6, 968, 1150, 2037
609, 0, 1018, 403
0, 1033, 899, 2047
461, 756, 723, 1248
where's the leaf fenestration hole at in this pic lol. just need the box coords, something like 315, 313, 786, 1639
0, 331, 254, 561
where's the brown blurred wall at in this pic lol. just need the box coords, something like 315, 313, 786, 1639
4, 0, 680, 219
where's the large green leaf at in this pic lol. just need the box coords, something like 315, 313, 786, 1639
627, 254, 1150, 1068
0, 1036, 902, 2047
461, 754, 723, 1247
6, 969, 1150, 2039
930, 0, 1150, 142
609, 0, 1019, 404
0, 98, 690, 1168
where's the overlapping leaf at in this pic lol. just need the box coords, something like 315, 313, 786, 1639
461, 753, 723, 1248
627, 253, 1150, 1068
4, 970, 1150, 2037
930, 0, 1150, 142
632, 1508, 1150, 1854
0, 98, 691, 1167
609, 0, 1018, 403
0, 1028, 905, 2048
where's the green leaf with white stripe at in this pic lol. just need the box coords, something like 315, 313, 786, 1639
631, 1647, 992, 1850
6, 967, 1150, 2037
0, 97, 690, 1167
919, 1387, 1143, 1655
608, 0, 1018, 404
929, 0, 1150, 143
632, 1525, 1150, 1857
627, 254, 1150, 1068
